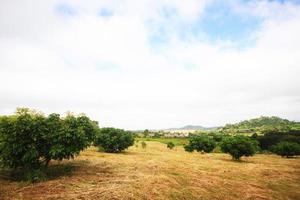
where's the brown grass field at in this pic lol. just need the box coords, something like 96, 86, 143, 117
0, 141, 300, 200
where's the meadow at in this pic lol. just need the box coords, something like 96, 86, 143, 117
1, 141, 299, 200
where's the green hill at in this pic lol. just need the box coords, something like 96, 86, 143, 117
220, 116, 300, 135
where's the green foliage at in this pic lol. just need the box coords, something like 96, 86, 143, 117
271, 142, 300, 158
23, 169, 47, 183
184, 135, 216, 153
184, 144, 194, 152
140, 137, 188, 146
166, 142, 175, 149
0, 108, 97, 170
256, 130, 300, 150
143, 129, 149, 137
211, 133, 223, 142
221, 116, 300, 135
220, 136, 258, 160
94, 127, 134, 153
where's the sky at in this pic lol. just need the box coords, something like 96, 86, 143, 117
0, 0, 300, 130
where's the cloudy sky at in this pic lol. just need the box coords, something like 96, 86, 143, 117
0, 0, 300, 129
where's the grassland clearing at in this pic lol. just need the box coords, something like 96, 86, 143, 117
0, 141, 299, 200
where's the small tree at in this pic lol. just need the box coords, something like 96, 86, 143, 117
0, 108, 97, 171
94, 128, 134, 153
184, 135, 216, 153
220, 136, 258, 160
167, 142, 175, 149
271, 142, 300, 158
143, 129, 149, 138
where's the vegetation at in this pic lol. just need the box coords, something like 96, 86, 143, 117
1, 142, 299, 200
141, 141, 147, 149
271, 142, 300, 158
184, 135, 216, 153
94, 127, 134, 153
0, 108, 97, 171
221, 116, 300, 135
139, 137, 189, 146
220, 135, 258, 160
256, 130, 300, 150
166, 142, 175, 149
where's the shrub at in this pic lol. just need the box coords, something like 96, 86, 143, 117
94, 127, 134, 153
220, 136, 258, 160
271, 142, 300, 158
184, 135, 216, 153
167, 142, 175, 149
184, 144, 194, 152
141, 141, 147, 149
0, 108, 98, 171
212, 146, 222, 153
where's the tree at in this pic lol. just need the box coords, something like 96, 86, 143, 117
184, 135, 216, 153
94, 127, 134, 153
167, 142, 175, 149
220, 136, 258, 160
143, 129, 149, 138
271, 142, 300, 158
256, 130, 300, 150
0, 108, 98, 170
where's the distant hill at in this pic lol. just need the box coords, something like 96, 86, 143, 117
167, 125, 219, 131
221, 116, 300, 134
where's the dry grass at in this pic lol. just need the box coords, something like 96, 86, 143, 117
1, 141, 299, 200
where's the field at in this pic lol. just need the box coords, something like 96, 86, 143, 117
1, 141, 300, 200
139, 137, 189, 146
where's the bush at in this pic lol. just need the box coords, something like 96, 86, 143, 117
184, 144, 194, 152
220, 136, 258, 160
23, 169, 47, 183
141, 141, 147, 149
0, 108, 97, 171
184, 135, 216, 153
94, 127, 134, 153
271, 142, 300, 158
167, 142, 175, 149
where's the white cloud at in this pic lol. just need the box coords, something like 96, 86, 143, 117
0, 0, 300, 129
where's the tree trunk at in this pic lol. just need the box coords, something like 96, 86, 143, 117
45, 158, 51, 167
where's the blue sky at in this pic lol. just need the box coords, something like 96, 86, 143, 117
1, 0, 300, 129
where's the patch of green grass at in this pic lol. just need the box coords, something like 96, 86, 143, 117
139, 137, 189, 146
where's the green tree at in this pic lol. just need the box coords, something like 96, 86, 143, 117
271, 142, 300, 158
143, 129, 149, 137
220, 136, 258, 160
0, 108, 97, 170
184, 135, 216, 153
94, 127, 134, 153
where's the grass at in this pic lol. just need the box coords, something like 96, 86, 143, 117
0, 141, 299, 200
138, 137, 189, 146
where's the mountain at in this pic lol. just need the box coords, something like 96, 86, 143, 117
167, 125, 219, 131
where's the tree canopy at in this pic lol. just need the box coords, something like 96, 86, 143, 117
220, 136, 258, 160
0, 108, 98, 169
94, 127, 134, 153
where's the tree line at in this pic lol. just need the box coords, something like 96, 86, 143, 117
183, 130, 300, 160
0, 108, 134, 181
